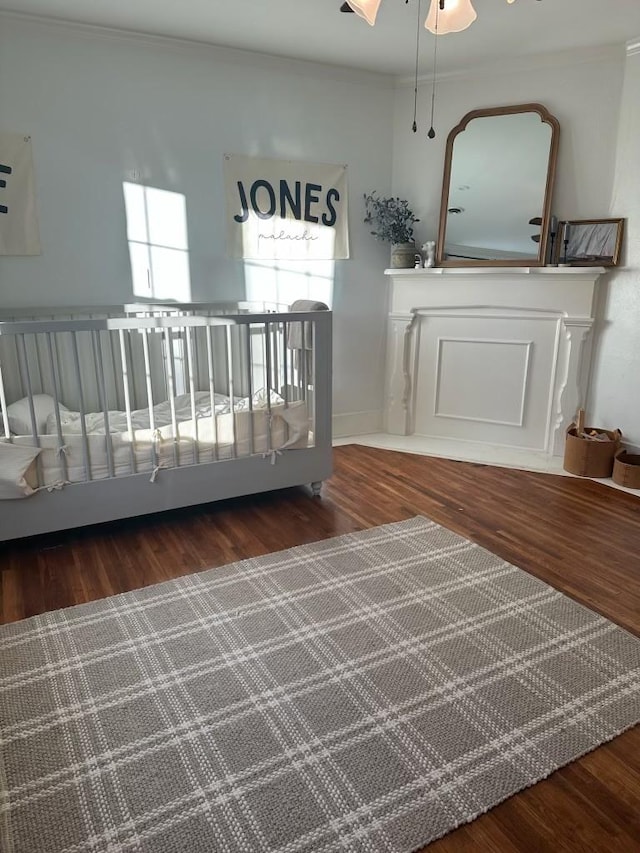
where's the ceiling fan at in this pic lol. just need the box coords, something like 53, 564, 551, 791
340, 0, 543, 138
340, 0, 543, 20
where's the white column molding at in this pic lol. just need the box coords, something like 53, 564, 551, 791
552, 317, 595, 455
384, 316, 412, 434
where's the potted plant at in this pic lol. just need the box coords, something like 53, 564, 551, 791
363, 192, 420, 268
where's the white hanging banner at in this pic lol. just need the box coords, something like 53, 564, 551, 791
0, 133, 41, 256
224, 154, 349, 260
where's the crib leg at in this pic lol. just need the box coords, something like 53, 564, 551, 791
310, 481, 323, 498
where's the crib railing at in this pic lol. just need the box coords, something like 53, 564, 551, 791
0, 307, 331, 487
0, 300, 287, 321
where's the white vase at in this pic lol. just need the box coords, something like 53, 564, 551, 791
390, 241, 416, 269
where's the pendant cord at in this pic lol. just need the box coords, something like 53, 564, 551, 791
412, 0, 422, 132
427, 1, 440, 139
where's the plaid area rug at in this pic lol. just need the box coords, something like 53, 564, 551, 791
1, 518, 639, 853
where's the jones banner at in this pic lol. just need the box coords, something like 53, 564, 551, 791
0, 133, 41, 256
224, 154, 349, 260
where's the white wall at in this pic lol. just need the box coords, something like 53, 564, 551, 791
589, 47, 640, 450
391, 46, 626, 246
0, 16, 395, 432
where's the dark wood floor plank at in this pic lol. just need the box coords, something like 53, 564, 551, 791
0, 562, 24, 623
1, 444, 639, 852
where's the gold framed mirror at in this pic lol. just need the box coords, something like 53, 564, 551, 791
436, 103, 560, 267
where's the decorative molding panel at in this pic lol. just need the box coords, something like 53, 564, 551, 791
434, 337, 532, 427
383, 267, 604, 458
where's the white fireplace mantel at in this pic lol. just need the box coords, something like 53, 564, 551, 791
383, 266, 605, 459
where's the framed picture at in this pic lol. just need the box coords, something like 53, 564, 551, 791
553, 218, 624, 267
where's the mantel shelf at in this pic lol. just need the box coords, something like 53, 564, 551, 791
384, 266, 606, 277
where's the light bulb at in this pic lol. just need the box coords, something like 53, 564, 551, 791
425, 0, 477, 34
346, 0, 383, 26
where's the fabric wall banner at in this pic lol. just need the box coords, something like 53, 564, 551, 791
224, 154, 349, 260
0, 133, 41, 256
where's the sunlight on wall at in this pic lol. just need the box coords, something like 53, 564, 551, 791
244, 257, 334, 309
242, 209, 335, 309
244, 256, 333, 396
123, 183, 192, 302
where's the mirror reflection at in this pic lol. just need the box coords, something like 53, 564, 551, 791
437, 104, 560, 267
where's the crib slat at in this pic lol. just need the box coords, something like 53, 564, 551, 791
70, 331, 92, 482
16, 335, 39, 444
12, 338, 22, 400
163, 328, 180, 469
90, 330, 104, 415
281, 321, 289, 405
15, 334, 43, 483
180, 326, 188, 390
45, 333, 69, 484
53, 332, 64, 409
300, 323, 308, 403
270, 321, 279, 395
126, 333, 138, 410
109, 330, 123, 411
118, 329, 137, 475
185, 326, 199, 464
0, 359, 10, 438
206, 326, 219, 462
93, 330, 115, 479
141, 329, 158, 472
264, 321, 274, 453
245, 324, 255, 457
193, 325, 201, 392
226, 326, 237, 458
34, 333, 45, 397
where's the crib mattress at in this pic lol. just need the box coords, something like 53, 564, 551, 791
3, 393, 309, 494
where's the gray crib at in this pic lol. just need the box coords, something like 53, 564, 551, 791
0, 302, 332, 541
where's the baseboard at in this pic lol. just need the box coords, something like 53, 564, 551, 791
332, 410, 383, 438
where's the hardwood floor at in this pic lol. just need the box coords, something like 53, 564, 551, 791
1, 444, 639, 852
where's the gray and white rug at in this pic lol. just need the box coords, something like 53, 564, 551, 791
1, 517, 639, 853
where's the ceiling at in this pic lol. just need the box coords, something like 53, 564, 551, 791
1, 0, 640, 76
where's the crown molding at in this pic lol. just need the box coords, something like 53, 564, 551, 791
2, 10, 631, 88
395, 42, 625, 87
0, 10, 394, 89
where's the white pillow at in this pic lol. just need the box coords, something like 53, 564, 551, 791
0, 442, 41, 499
277, 400, 310, 449
6, 394, 68, 436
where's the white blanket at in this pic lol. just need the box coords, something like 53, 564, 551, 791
44, 390, 283, 436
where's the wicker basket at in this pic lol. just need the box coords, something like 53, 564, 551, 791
612, 450, 640, 489
563, 410, 621, 478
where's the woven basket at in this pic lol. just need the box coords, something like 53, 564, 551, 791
563, 412, 621, 479
612, 450, 640, 489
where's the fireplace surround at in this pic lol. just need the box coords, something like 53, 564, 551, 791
383, 267, 605, 459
